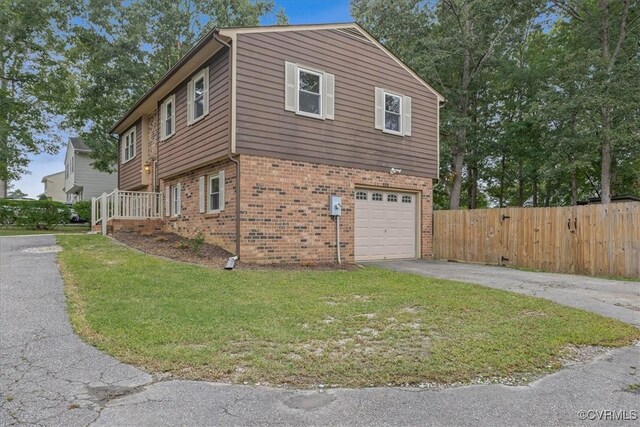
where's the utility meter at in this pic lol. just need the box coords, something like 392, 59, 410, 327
330, 195, 342, 216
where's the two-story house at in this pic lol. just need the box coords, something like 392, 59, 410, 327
110, 23, 443, 264
64, 138, 118, 203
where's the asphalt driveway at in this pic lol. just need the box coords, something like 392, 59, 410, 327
1, 235, 639, 426
373, 260, 640, 327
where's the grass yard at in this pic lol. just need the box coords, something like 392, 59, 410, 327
0, 225, 90, 236
58, 235, 640, 388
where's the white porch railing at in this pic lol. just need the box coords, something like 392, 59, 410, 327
92, 189, 163, 235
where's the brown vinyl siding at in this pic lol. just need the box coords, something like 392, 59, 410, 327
118, 120, 143, 190
157, 49, 230, 179
235, 29, 439, 178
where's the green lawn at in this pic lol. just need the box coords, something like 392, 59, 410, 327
0, 225, 90, 236
58, 235, 640, 388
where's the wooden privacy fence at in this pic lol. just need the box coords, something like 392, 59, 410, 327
433, 202, 640, 279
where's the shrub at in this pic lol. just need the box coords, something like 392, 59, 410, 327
0, 199, 70, 229
72, 200, 91, 222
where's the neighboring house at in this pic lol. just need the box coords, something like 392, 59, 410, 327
63, 138, 117, 203
41, 171, 66, 202
110, 23, 443, 264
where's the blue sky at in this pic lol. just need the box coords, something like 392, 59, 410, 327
15, 0, 353, 198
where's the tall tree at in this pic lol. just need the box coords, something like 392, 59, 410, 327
65, 0, 277, 172
353, 0, 543, 209
0, 0, 75, 184
550, 0, 639, 203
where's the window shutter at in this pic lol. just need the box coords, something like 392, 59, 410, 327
165, 186, 170, 216
324, 73, 335, 120
284, 61, 297, 111
202, 67, 210, 115
374, 87, 384, 130
187, 80, 194, 124
403, 96, 412, 136
176, 182, 181, 214
219, 171, 225, 211
199, 176, 205, 213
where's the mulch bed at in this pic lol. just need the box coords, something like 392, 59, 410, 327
112, 231, 358, 271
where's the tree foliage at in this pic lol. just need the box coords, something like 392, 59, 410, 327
65, 0, 277, 172
0, 0, 76, 183
353, 0, 639, 208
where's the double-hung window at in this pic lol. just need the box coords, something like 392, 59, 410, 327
209, 175, 220, 211
160, 95, 175, 140
171, 184, 180, 216
187, 68, 209, 125
284, 61, 335, 120
298, 68, 322, 117
122, 127, 136, 163
374, 87, 411, 136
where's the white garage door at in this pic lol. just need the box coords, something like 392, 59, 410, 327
354, 189, 417, 261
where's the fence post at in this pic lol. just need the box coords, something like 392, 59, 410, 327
101, 192, 108, 236
113, 188, 119, 219
91, 197, 96, 226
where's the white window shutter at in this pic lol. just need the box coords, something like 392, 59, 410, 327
165, 186, 170, 216
199, 176, 205, 213
284, 61, 297, 111
403, 96, 412, 136
176, 182, 181, 214
219, 171, 225, 211
202, 67, 210, 115
187, 80, 194, 124
324, 73, 335, 120
374, 87, 384, 130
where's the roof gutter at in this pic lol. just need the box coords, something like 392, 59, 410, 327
213, 29, 241, 259
109, 28, 220, 135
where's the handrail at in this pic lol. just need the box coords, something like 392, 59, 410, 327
92, 189, 163, 235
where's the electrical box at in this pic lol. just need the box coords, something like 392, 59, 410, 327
330, 195, 342, 216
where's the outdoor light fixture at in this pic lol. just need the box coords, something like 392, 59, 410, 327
144, 162, 152, 174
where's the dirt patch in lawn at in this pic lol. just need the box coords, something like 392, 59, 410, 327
112, 231, 356, 271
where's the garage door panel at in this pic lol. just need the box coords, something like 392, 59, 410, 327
355, 190, 417, 261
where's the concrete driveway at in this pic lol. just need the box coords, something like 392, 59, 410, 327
1, 235, 639, 426
373, 260, 640, 327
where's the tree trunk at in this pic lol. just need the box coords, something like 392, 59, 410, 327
600, 107, 612, 203
498, 154, 506, 208
518, 161, 525, 206
449, 146, 465, 210
570, 169, 578, 205
532, 177, 538, 207
449, 6, 472, 210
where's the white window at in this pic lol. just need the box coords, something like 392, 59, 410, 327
298, 68, 322, 117
160, 95, 175, 140
187, 68, 209, 125
384, 93, 402, 134
284, 61, 334, 120
374, 87, 411, 136
122, 127, 136, 163
208, 174, 224, 212
387, 194, 398, 202
171, 184, 181, 216
402, 195, 412, 203
355, 191, 368, 200
372, 193, 383, 201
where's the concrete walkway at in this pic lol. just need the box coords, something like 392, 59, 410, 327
1, 236, 639, 426
374, 259, 640, 327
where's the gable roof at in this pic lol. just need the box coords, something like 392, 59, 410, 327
41, 171, 65, 183
110, 22, 444, 134
70, 137, 90, 152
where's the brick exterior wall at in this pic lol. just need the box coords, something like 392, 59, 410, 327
160, 158, 237, 253
238, 155, 433, 264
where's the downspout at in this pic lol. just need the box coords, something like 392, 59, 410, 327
213, 29, 241, 258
